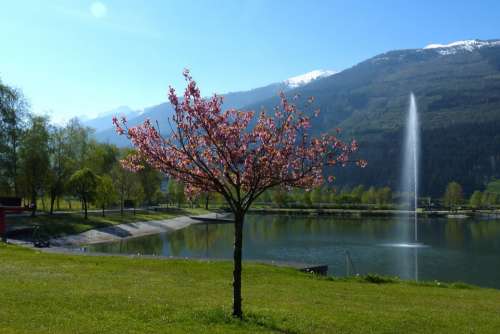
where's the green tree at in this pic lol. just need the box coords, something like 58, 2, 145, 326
361, 186, 376, 204
0, 82, 29, 196
47, 125, 74, 214
19, 116, 50, 216
68, 168, 99, 219
66, 118, 92, 167
138, 165, 162, 206
486, 179, 500, 194
469, 191, 483, 209
376, 187, 392, 205
443, 181, 464, 210
351, 185, 365, 202
311, 187, 323, 206
112, 165, 137, 215
271, 188, 288, 207
175, 181, 185, 207
482, 192, 498, 207
302, 190, 312, 207
84, 142, 119, 175
257, 190, 271, 204
166, 179, 186, 208
128, 180, 145, 214
95, 175, 118, 216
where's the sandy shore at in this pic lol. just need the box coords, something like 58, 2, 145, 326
50, 213, 220, 247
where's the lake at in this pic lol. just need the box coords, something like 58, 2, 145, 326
86, 214, 500, 289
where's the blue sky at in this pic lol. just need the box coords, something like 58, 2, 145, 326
1, 0, 499, 124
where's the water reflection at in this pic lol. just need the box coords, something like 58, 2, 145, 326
87, 215, 500, 289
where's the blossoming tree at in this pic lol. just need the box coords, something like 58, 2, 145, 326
113, 70, 365, 318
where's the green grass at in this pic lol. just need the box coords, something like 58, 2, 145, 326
9, 208, 209, 238
1, 244, 500, 333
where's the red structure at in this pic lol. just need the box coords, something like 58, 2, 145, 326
0, 197, 26, 242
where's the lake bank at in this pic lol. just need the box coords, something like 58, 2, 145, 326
48, 212, 220, 246
249, 207, 500, 218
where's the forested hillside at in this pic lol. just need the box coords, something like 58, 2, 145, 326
245, 40, 500, 196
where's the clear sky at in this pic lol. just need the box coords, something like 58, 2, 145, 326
1, 0, 499, 124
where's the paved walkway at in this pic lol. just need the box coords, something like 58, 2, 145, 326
50, 213, 220, 246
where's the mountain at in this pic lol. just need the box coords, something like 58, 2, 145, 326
83, 106, 139, 132
284, 69, 336, 88
91, 70, 336, 145
243, 39, 500, 196
90, 39, 500, 196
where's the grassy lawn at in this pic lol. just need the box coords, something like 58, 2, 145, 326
1, 244, 500, 333
8, 208, 209, 239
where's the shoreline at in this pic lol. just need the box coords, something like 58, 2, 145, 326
9, 208, 500, 248
249, 207, 500, 218
48, 213, 220, 247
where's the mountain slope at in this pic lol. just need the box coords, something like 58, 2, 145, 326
92, 70, 335, 145
243, 39, 500, 196
83, 106, 139, 132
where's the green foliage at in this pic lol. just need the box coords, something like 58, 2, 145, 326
95, 175, 118, 214
486, 179, 500, 195
443, 181, 464, 208
137, 165, 162, 205
19, 115, 50, 211
0, 81, 29, 196
257, 184, 394, 208
68, 167, 99, 218
0, 81, 163, 214
469, 191, 483, 209
84, 141, 119, 175
481, 192, 498, 207
271, 188, 288, 207
311, 187, 323, 204
377, 187, 392, 205
167, 179, 186, 207
302, 190, 312, 207
361, 186, 376, 204
351, 185, 365, 202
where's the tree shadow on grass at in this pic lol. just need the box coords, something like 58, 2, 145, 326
193, 307, 299, 334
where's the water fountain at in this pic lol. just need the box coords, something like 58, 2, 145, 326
402, 92, 420, 243
402, 93, 422, 282
381, 93, 423, 280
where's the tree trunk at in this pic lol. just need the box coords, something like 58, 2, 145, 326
50, 192, 55, 215
102, 205, 105, 217
31, 191, 37, 217
120, 195, 124, 216
205, 195, 210, 210
232, 212, 244, 318
84, 198, 88, 219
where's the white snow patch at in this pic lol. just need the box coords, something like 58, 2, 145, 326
284, 70, 336, 88
423, 40, 500, 55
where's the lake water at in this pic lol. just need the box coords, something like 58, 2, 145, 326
86, 214, 500, 289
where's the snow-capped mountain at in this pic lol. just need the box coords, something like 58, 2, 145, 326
284, 70, 337, 88
89, 69, 337, 144
423, 39, 500, 55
